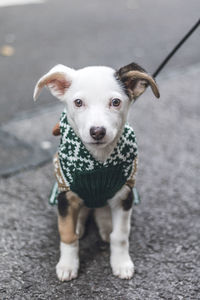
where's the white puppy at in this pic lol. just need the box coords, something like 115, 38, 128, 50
34, 63, 159, 281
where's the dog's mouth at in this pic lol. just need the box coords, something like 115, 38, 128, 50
87, 141, 106, 146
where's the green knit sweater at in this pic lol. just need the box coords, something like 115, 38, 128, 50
50, 110, 138, 208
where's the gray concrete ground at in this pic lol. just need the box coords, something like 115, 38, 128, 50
0, 64, 200, 299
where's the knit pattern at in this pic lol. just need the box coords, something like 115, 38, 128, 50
52, 110, 138, 208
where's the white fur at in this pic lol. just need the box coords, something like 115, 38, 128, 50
108, 185, 134, 279
34, 64, 141, 281
65, 66, 131, 161
56, 241, 79, 281
34, 65, 131, 162
94, 206, 112, 242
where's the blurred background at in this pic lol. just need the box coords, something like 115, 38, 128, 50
0, 0, 199, 176
0, 0, 199, 123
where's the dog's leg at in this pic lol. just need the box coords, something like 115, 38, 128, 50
94, 206, 112, 242
76, 206, 91, 239
56, 191, 82, 281
109, 185, 134, 279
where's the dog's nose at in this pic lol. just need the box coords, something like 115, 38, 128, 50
90, 126, 106, 141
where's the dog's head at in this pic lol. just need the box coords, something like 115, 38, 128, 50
34, 63, 159, 152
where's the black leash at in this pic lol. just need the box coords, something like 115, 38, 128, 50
153, 18, 200, 78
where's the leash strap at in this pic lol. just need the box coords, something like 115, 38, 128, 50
153, 18, 200, 78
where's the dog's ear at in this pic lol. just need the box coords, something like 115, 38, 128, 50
116, 62, 160, 101
33, 64, 75, 101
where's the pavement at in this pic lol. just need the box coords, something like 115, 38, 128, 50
0, 63, 200, 299
0, 103, 63, 177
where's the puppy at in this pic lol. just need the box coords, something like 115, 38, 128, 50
34, 62, 159, 281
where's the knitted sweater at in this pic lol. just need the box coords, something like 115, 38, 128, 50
50, 110, 138, 208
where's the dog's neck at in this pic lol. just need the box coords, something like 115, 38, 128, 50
67, 116, 124, 163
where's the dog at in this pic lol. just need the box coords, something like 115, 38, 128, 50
33, 62, 159, 281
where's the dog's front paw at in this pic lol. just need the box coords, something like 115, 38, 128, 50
111, 255, 134, 279
56, 241, 79, 281
56, 258, 79, 281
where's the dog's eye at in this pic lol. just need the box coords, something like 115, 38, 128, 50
111, 98, 121, 107
74, 99, 83, 107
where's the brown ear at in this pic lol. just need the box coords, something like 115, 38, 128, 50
33, 64, 75, 101
116, 62, 160, 100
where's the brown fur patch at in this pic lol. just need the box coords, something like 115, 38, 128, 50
52, 123, 60, 136
38, 72, 70, 94
117, 62, 147, 78
58, 191, 83, 244
34, 71, 71, 100
116, 62, 160, 100
53, 154, 83, 244
125, 70, 160, 99
122, 190, 133, 211
53, 153, 70, 192
58, 214, 78, 244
